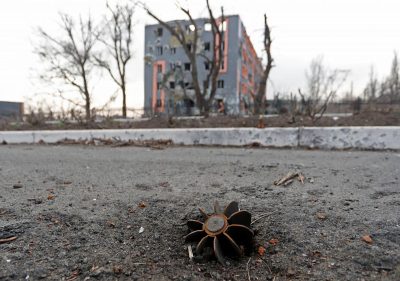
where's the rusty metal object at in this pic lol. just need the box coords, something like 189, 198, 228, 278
184, 201, 254, 264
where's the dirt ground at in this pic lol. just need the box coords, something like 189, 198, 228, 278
1, 111, 399, 131
1, 145, 399, 280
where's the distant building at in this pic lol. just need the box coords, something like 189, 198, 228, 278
144, 15, 263, 116
0, 101, 24, 120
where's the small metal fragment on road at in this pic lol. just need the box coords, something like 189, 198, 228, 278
184, 201, 254, 265
13, 184, 23, 189
139, 227, 144, 234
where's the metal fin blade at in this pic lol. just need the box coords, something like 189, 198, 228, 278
187, 219, 204, 231
213, 236, 226, 265
184, 230, 206, 242
226, 224, 254, 246
198, 207, 209, 219
222, 233, 242, 256
224, 201, 239, 217
228, 210, 252, 227
214, 201, 222, 214
196, 235, 212, 254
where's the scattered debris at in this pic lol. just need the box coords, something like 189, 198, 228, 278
287, 267, 296, 277
311, 251, 322, 258
274, 171, 305, 186
251, 211, 279, 225
27, 198, 43, 204
159, 181, 170, 188
316, 212, 327, 220
246, 257, 252, 281
247, 142, 262, 148
184, 201, 254, 265
13, 184, 23, 189
268, 238, 279, 246
257, 246, 266, 256
138, 202, 147, 208
63, 181, 72, 185
107, 221, 116, 228
188, 245, 194, 260
0, 236, 17, 244
298, 173, 305, 184
112, 265, 123, 275
55, 137, 174, 149
56, 138, 87, 145
283, 179, 294, 186
1, 140, 7, 145
47, 194, 55, 200
361, 235, 373, 244
66, 270, 80, 281
139, 227, 144, 234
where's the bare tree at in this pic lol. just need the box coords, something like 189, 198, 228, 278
95, 2, 135, 118
375, 52, 400, 102
35, 14, 99, 120
144, 0, 225, 116
253, 14, 274, 115
387, 51, 400, 101
298, 56, 349, 121
363, 66, 378, 101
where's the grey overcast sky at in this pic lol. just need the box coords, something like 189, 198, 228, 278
0, 0, 399, 108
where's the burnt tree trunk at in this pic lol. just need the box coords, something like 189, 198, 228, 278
254, 14, 273, 115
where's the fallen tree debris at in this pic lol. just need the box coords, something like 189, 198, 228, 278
0, 236, 17, 244
251, 211, 279, 225
55, 137, 173, 149
246, 257, 252, 281
274, 171, 305, 186
188, 245, 194, 260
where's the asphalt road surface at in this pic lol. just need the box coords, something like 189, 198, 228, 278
1, 145, 399, 280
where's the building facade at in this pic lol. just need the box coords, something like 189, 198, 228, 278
144, 15, 263, 116
0, 101, 24, 120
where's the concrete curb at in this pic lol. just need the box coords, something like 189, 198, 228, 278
299, 126, 400, 150
0, 127, 399, 150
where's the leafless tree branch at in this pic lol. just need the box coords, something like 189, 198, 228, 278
144, 0, 225, 116
254, 13, 274, 115
35, 13, 99, 120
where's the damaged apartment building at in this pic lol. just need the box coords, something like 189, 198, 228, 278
144, 15, 263, 116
